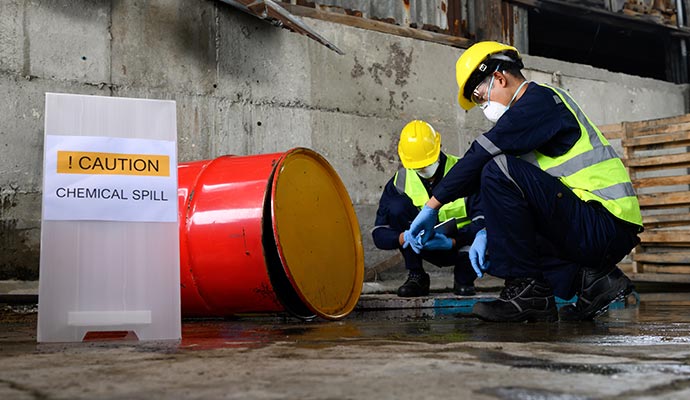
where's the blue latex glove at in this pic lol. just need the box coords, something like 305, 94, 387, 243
402, 230, 424, 254
407, 205, 439, 246
422, 232, 453, 251
469, 229, 489, 278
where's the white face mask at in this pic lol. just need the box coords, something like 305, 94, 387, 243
416, 160, 439, 179
482, 101, 507, 124
480, 76, 529, 123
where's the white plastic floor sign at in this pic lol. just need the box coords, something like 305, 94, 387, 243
38, 93, 181, 342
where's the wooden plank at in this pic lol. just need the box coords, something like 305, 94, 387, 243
639, 243, 690, 249
627, 121, 690, 137
625, 152, 690, 169
626, 161, 690, 173
642, 212, 690, 229
618, 261, 633, 273
598, 123, 623, 139
639, 292, 690, 301
623, 113, 690, 133
638, 192, 690, 208
640, 265, 690, 274
623, 122, 636, 184
639, 229, 690, 243
281, 3, 473, 49
634, 251, 690, 264
630, 272, 690, 283
622, 129, 690, 148
631, 248, 640, 274
633, 174, 690, 189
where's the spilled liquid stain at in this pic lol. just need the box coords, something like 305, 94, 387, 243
3, 294, 690, 400
3, 293, 690, 353
172, 292, 690, 352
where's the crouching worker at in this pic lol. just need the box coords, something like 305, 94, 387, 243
404, 42, 642, 322
372, 120, 485, 297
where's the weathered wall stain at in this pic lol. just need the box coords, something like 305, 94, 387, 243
388, 90, 403, 112
368, 62, 391, 85
352, 136, 398, 173
351, 56, 365, 78
352, 143, 367, 167
388, 42, 413, 86
367, 43, 414, 87
369, 148, 396, 173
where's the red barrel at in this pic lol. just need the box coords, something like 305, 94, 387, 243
178, 148, 364, 320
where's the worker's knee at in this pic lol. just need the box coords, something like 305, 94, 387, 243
481, 157, 501, 180
480, 154, 515, 186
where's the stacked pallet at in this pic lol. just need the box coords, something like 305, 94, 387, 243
622, 0, 677, 26
603, 114, 690, 283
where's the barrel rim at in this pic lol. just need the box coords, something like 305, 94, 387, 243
269, 147, 364, 320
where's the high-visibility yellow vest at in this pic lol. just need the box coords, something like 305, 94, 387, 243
520, 83, 643, 227
394, 154, 471, 228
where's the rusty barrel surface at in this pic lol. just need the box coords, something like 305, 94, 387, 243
178, 148, 364, 320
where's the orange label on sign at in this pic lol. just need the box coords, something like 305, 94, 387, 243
57, 151, 170, 176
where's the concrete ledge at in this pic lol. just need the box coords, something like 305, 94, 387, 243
356, 292, 637, 312
0, 280, 38, 295
356, 292, 498, 314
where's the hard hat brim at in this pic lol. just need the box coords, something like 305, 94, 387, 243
458, 89, 475, 111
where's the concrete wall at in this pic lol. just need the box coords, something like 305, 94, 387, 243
0, 0, 687, 280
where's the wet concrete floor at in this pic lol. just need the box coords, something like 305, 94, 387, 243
2, 292, 690, 399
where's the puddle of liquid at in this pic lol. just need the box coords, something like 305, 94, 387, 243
3, 292, 690, 352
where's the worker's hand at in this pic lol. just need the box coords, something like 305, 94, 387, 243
469, 229, 489, 278
402, 230, 424, 254
408, 205, 439, 245
422, 232, 453, 251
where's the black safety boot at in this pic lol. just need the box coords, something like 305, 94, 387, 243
472, 278, 558, 322
559, 266, 634, 321
453, 284, 476, 296
397, 271, 430, 297
453, 258, 476, 296
453, 281, 477, 296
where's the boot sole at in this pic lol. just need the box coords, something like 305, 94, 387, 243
560, 278, 634, 321
473, 303, 558, 323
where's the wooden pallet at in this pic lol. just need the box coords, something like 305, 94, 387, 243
617, 113, 690, 282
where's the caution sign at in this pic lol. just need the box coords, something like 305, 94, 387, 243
42, 135, 177, 222
56, 151, 170, 176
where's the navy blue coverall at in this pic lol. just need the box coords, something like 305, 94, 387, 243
372, 152, 485, 286
431, 82, 641, 298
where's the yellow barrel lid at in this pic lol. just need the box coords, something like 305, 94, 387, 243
270, 148, 364, 320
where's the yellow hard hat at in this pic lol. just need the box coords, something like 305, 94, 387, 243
456, 41, 522, 111
398, 120, 441, 169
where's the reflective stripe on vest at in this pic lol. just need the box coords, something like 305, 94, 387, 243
394, 154, 471, 228
521, 84, 642, 226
